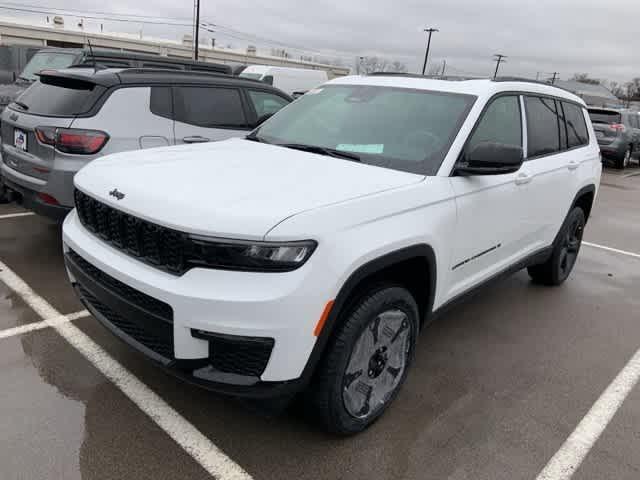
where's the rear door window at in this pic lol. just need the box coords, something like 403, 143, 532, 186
12, 78, 106, 116
525, 96, 561, 157
173, 86, 247, 128
562, 102, 589, 147
247, 90, 290, 119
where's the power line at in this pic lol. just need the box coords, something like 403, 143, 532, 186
0, 4, 193, 26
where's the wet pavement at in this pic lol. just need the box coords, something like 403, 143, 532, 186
0, 168, 639, 480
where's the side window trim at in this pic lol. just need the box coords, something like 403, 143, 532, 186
519, 95, 528, 159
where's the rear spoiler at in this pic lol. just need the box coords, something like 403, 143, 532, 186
35, 70, 119, 89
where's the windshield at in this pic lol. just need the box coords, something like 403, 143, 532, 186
239, 72, 263, 81
253, 84, 476, 175
19, 52, 77, 81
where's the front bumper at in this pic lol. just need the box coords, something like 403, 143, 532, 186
62, 210, 331, 396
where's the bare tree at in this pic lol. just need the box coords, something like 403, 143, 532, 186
571, 73, 600, 85
357, 56, 408, 74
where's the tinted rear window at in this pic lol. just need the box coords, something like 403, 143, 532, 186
173, 86, 246, 128
12, 79, 105, 116
563, 103, 589, 147
525, 96, 561, 157
588, 110, 621, 125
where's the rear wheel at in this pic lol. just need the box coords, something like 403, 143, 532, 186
615, 147, 631, 169
528, 207, 585, 286
309, 285, 418, 434
0, 181, 11, 204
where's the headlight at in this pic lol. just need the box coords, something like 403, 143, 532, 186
187, 236, 317, 272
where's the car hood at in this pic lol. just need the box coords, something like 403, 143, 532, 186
74, 138, 424, 239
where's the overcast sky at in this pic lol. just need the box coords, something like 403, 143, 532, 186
9, 0, 640, 83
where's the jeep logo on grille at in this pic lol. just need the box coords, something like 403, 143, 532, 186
109, 189, 125, 200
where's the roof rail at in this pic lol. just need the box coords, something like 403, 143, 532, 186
116, 68, 232, 79
492, 76, 576, 95
367, 72, 485, 81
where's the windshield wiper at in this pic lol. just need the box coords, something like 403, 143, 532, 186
277, 143, 361, 162
12, 101, 29, 111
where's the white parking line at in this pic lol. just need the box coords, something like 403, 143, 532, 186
0, 310, 89, 340
0, 260, 252, 480
0, 212, 35, 220
583, 241, 640, 260
536, 347, 640, 480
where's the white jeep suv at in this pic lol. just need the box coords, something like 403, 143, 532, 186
62, 75, 601, 434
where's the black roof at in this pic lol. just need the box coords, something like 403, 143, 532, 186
36, 68, 292, 97
34, 47, 232, 74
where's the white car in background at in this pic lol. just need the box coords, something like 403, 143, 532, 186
240, 65, 328, 96
63, 74, 601, 434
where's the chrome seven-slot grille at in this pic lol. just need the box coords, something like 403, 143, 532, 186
74, 189, 187, 275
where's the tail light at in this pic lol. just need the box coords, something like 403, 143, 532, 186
35, 126, 56, 146
609, 123, 626, 133
34, 127, 109, 154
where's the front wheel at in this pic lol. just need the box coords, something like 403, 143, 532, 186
528, 207, 585, 286
309, 286, 418, 434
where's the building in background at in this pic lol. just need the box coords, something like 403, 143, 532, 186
555, 80, 621, 108
0, 16, 350, 80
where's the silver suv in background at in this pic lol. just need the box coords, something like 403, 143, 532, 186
0, 68, 292, 218
587, 107, 640, 169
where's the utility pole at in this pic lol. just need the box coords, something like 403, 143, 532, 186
550, 72, 559, 84
493, 54, 506, 79
193, 0, 201, 60
441, 59, 447, 76
421, 28, 439, 75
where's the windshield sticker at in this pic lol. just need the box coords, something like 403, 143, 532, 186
336, 144, 384, 154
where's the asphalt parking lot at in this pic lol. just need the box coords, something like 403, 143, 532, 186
1, 168, 639, 480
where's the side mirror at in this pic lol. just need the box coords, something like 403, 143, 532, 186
455, 141, 523, 176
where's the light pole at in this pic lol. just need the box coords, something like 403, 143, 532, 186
493, 54, 507, 79
193, 0, 201, 60
421, 28, 439, 75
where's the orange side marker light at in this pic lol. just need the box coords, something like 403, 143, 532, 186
313, 300, 334, 337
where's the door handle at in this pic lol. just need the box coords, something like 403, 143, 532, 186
515, 173, 532, 186
182, 136, 210, 144
567, 160, 580, 171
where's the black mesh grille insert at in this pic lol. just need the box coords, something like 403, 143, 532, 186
68, 250, 172, 321
194, 331, 274, 377
79, 286, 174, 360
74, 189, 187, 275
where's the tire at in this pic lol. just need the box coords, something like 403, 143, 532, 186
308, 285, 419, 435
0, 182, 11, 204
528, 207, 586, 286
615, 147, 631, 169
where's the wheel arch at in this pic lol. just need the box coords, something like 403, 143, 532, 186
570, 184, 596, 224
299, 244, 437, 386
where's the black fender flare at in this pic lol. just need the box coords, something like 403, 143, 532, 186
298, 244, 437, 386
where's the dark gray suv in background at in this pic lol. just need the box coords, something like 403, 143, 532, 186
588, 107, 640, 169
0, 68, 291, 219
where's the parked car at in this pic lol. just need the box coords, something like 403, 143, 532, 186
63, 75, 600, 434
0, 47, 232, 113
239, 65, 328, 96
0, 68, 291, 217
587, 107, 640, 169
